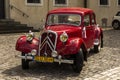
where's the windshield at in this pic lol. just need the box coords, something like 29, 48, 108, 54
116, 11, 120, 16
47, 14, 81, 26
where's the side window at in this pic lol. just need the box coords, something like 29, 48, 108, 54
84, 15, 90, 26
116, 12, 120, 16
91, 14, 96, 25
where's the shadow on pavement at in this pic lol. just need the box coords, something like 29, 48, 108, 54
2, 62, 80, 79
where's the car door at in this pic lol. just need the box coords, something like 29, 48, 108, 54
90, 13, 96, 46
83, 14, 94, 48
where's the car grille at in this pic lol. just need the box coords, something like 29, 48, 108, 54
39, 30, 57, 57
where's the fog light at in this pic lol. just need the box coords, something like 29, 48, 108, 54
31, 49, 37, 56
52, 51, 58, 57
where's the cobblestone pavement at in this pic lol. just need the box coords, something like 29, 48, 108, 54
0, 28, 120, 80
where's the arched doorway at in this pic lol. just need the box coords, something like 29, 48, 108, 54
0, 0, 5, 19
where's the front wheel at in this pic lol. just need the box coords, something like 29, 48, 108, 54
72, 48, 84, 73
21, 52, 29, 70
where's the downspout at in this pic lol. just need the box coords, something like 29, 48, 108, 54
6, 0, 10, 19
84, 0, 87, 8
47, 0, 49, 12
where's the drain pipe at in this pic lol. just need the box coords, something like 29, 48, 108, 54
84, 0, 87, 8
47, 0, 49, 12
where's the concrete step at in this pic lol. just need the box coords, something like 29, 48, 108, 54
0, 19, 14, 22
0, 22, 21, 26
0, 29, 31, 34
0, 19, 34, 33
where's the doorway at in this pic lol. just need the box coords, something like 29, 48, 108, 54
0, 0, 5, 19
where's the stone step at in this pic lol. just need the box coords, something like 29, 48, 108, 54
0, 19, 34, 33
0, 19, 14, 22
0, 29, 31, 34
0, 26, 29, 31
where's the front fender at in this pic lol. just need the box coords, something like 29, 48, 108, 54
57, 38, 86, 55
16, 36, 39, 53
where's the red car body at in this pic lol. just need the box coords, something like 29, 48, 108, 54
16, 7, 103, 73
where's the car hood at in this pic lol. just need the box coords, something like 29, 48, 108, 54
45, 25, 82, 38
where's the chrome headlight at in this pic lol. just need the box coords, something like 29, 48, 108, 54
31, 49, 37, 56
60, 32, 68, 43
26, 30, 34, 42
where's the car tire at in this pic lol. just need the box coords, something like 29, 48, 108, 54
21, 52, 29, 70
72, 48, 84, 73
112, 21, 120, 30
94, 37, 102, 53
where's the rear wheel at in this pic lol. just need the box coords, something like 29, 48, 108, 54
72, 48, 84, 73
112, 21, 120, 30
21, 52, 29, 70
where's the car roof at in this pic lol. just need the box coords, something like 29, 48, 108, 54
48, 7, 94, 15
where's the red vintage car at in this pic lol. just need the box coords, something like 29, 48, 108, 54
16, 7, 103, 73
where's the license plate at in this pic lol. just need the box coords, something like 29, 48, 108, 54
34, 56, 54, 63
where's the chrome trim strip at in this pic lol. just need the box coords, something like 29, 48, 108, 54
15, 55, 74, 64
15, 55, 33, 60
54, 59, 73, 64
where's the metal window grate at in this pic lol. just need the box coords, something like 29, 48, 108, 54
55, 0, 66, 4
27, 0, 41, 3
100, 0, 108, 5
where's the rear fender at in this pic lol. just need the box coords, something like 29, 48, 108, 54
16, 36, 39, 53
94, 26, 103, 47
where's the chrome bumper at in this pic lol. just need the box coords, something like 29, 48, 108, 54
15, 55, 74, 64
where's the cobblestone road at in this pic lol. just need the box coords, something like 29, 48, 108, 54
0, 28, 120, 80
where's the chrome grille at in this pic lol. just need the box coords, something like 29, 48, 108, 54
39, 30, 57, 57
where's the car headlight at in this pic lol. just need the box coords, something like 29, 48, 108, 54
60, 32, 68, 43
26, 30, 34, 42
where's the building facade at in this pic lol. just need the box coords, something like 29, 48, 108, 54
0, 0, 120, 29
88, 0, 120, 27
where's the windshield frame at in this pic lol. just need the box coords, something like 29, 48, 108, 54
46, 13, 82, 27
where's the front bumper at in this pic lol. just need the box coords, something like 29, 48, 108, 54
15, 55, 74, 64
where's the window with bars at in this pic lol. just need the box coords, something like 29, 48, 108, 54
99, 0, 109, 5
54, 0, 68, 6
26, 0, 42, 6
27, 0, 41, 3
